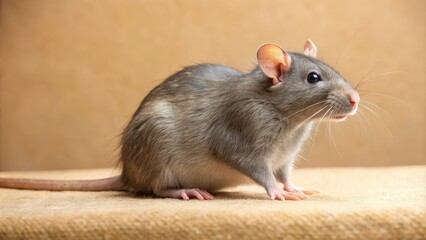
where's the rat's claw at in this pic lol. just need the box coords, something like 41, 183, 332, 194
271, 192, 285, 201
267, 186, 306, 201
299, 189, 320, 195
188, 189, 205, 200
180, 191, 190, 200
197, 189, 215, 200
284, 183, 320, 196
154, 188, 214, 200
287, 191, 307, 200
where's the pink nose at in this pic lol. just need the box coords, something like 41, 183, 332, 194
348, 91, 360, 107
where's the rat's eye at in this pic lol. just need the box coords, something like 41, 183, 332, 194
307, 72, 322, 84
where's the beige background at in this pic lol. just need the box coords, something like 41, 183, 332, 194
0, 0, 424, 171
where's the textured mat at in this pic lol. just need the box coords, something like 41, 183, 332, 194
0, 166, 425, 240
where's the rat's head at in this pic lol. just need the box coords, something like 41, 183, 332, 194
257, 40, 359, 123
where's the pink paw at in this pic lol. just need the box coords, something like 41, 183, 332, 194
178, 188, 214, 200
284, 183, 320, 196
267, 186, 307, 201
155, 188, 214, 201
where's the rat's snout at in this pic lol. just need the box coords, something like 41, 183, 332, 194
346, 90, 360, 114
348, 91, 360, 107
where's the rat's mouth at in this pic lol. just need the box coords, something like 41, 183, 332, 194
331, 114, 349, 122
333, 114, 348, 120
331, 107, 357, 122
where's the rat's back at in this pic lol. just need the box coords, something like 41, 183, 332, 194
120, 64, 247, 193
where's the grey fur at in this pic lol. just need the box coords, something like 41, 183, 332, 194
120, 52, 357, 196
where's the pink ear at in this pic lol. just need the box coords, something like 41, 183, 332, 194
257, 43, 292, 85
303, 39, 317, 57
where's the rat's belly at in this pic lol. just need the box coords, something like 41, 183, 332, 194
270, 147, 297, 170
166, 157, 253, 191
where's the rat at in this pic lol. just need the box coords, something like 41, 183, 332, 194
0, 40, 359, 201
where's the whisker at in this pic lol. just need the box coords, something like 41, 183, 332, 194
363, 93, 413, 109
361, 104, 394, 138
372, 71, 401, 78
335, 31, 359, 68
360, 71, 402, 85
312, 106, 333, 140
355, 109, 369, 137
309, 106, 333, 153
327, 110, 344, 162
282, 100, 328, 120
361, 103, 387, 122
355, 63, 378, 90
358, 108, 374, 136
335, 121, 344, 137
297, 105, 330, 127
355, 70, 401, 93
296, 153, 310, 162
361, 99, 392, 118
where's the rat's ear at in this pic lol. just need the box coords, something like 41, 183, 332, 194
257, 43, 292, 85
303, 39, 317, 58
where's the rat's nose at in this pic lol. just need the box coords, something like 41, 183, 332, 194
350, 98, 356, 107
348, 91, 360, 107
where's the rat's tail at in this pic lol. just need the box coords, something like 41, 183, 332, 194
0, 176, 126, 191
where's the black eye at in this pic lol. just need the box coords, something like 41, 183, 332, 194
307, 72, 322, 84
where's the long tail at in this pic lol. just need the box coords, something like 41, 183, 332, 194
0, 176, 126, 191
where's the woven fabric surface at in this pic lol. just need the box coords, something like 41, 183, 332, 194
0, 166, 425, 240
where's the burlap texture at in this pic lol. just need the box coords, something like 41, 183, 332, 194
1, 166, 425, 240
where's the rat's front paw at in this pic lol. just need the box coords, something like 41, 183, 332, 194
284, 182, 320, 196
266, 186, 307, 201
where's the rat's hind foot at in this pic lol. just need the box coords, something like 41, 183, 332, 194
154, 188, 214, 200
284, 182, 320, 196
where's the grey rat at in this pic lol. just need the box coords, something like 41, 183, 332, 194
0, 40, 359, 201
